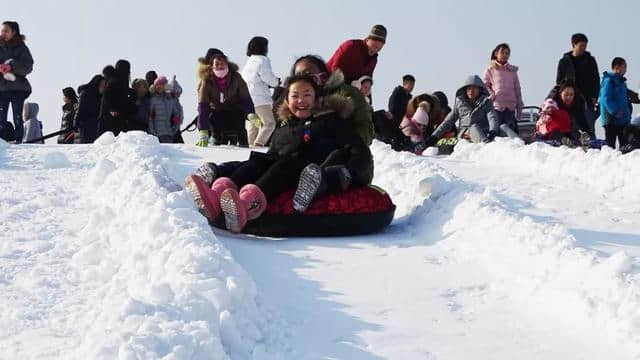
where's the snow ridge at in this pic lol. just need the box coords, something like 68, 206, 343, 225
451, 138, 640, 204
372, 141, 640, 357
70, 133, 264, 359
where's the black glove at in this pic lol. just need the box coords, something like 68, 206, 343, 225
484, 130, 498, 143
424, 135, 439, 148
415, 135, 439, 154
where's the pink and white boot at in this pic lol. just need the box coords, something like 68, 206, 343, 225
185, 175, 237, 222
219, 184, 267, 233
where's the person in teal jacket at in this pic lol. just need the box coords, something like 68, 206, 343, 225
599, 57, 630, 148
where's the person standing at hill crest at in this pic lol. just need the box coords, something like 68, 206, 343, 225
327, 25, 386, 84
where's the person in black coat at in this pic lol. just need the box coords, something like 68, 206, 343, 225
0, 21, 34, 143
58, 87, 78, 144
74, 74, 105, 143
556, 33, 600, 133
98, 59, 135, 136
376, 74, 415, 149
186, 75, 373, 233
388, 75, 415, 124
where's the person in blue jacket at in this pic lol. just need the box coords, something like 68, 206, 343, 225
599, 57, 631, 148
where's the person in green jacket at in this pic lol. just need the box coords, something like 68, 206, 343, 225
286, 55, 374, 146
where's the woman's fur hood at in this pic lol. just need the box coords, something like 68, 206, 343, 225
277, 92, 355, 124
197, 57, 240, 80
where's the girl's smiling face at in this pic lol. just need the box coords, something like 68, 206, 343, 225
287, 80, 316, 119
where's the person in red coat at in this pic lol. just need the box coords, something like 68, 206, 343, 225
327, 25, 386, 84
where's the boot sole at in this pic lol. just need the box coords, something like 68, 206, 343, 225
220, 190, 245, 233
293, 164, 322, 213
185, 176, 217, 221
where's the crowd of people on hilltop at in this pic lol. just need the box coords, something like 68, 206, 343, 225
51, 61, 186, 145
1, 20, 640, 156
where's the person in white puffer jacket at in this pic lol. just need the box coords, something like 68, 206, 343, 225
241, 36, 280, 146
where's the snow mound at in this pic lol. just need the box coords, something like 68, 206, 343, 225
70, 132, 264, 359
42, 151, 72, 169
371, 141, 457, 219
433, 185, 640, 356
450, 138, 640, 203
374, 140, 640, 356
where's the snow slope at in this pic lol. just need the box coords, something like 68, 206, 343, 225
1, 133, 640, 359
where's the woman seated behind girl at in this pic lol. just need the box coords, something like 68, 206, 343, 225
185, 74, 373, 233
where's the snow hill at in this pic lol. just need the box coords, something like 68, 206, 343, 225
1, 133, 640, 359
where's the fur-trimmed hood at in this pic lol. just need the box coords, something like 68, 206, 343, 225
489, 60, 518, 72
277, 92, 354, 124
197, 57, 240, 80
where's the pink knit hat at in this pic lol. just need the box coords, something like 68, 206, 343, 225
411, 103, 430, 125
542, 98, 558, 111
154, 76, 168, 87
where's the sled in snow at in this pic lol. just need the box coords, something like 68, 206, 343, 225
211, 185, 396, 237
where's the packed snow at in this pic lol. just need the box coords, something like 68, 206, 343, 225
1, 132, 640, 359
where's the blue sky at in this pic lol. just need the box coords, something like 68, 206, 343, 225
7, 0, 638, 136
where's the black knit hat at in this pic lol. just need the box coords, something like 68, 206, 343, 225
205, 48, 224, 63
367, 25, 387, 43
62, 87, 78, 102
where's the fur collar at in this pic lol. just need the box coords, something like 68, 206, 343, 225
197, 57, 240, 80
277, 92, 354, 124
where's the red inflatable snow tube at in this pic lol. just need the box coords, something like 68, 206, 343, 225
212, 185, 396, 237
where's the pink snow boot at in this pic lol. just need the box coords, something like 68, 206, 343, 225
185, 175, 236, 222
219, 184, 267, 233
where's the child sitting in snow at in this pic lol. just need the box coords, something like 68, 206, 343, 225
534, 99, 575, 145
22, 101, 43, 143
400, 100, 431, 145
185, 74, 372, 233
399, 94, 444, 154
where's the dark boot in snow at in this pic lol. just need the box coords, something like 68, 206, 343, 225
194, 162, 218, 187
324, 165, 351, 192
291, 164, 349, 214
293, 163, 325, 213
293, 164, 352, 213
220, 184, 267, 233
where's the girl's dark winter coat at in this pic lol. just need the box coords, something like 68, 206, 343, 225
270, 92, 374, 185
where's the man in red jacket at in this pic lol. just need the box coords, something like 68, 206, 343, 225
327, 25, 386, 84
